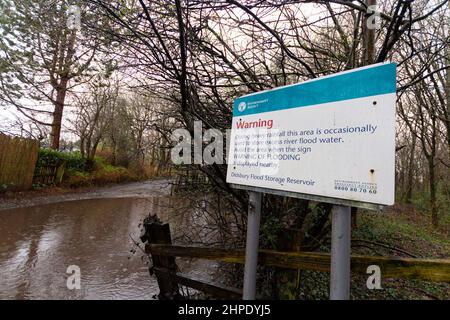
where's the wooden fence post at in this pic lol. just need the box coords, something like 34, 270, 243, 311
141, 215, 181, 300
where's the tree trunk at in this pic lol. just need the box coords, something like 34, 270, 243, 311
49, 27, 77, 150
445, 43, 450, 162
405, 134, 417, 203
80, 137, 85, 158
50, 78, 69, 150
428, 115, 438, 227
363, 0, 377, 65
429, 162, 438, 227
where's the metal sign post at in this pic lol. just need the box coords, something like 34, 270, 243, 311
242, 191, 262, 300
330, 205, 351, 300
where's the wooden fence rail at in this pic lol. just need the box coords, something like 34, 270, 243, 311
153, 267, 242, 299
141, 218, 449, 300
146, 244, 450, 283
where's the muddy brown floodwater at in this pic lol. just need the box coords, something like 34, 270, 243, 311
0, 194, 218, 300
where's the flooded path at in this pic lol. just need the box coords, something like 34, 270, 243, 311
0, 179, 171, 211
0, 180, 217, 299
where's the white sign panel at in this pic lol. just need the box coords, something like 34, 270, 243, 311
226, 63, 397, 206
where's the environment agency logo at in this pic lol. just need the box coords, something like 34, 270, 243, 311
238, 101, 246, 112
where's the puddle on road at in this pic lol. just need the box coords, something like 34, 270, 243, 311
0, 196, 218, 299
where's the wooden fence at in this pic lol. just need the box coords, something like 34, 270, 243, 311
0, 133, 39, 191
33, 163, 65, 185
141, 218, 450, 299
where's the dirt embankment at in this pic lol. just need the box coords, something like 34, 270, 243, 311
0, 178, 171, 211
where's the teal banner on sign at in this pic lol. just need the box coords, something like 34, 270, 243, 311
233, 63, 397, 117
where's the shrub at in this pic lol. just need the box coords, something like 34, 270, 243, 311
93, 156, 107, 170
92, 165, 138, 184
64, 152, 87, 171
36, 148, 86, 171
35, 148, 141, 188
64, 170, 93, 187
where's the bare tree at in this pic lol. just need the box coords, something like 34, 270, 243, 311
71, 76, 119, 168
